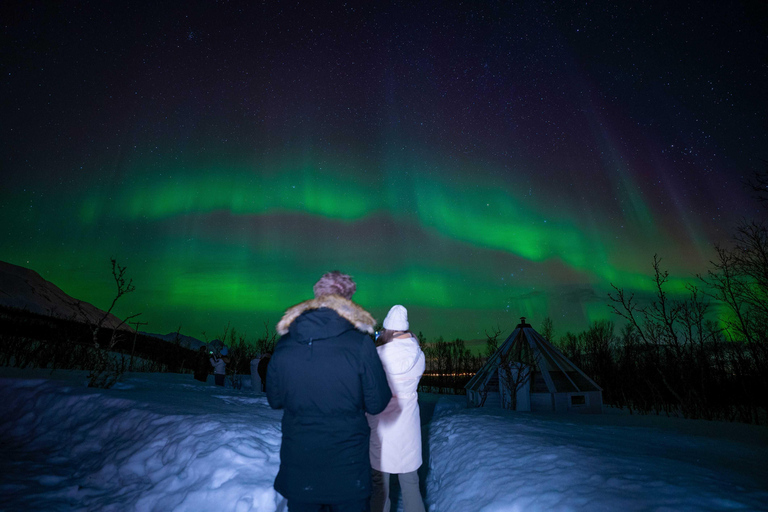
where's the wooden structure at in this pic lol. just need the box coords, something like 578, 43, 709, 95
465, 318, 602, 413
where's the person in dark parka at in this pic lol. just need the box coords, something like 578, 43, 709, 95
257, 352, 271, 392
267, 271, 392, 512
193, 346, 209, 382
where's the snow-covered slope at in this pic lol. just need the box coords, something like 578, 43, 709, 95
0, 260, 130, 330
139, 331, 207, 350
1, 369, 767, 512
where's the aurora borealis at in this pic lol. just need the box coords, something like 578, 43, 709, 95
2, 1, 766, 344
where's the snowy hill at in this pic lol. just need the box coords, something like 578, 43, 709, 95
140, 331, 207, 350
1, 368, 767, 511
0, 260, 130, 331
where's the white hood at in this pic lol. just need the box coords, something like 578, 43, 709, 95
377, 336, 423, 376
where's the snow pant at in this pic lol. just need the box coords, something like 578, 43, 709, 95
370, 469, 425, 512
287, 497, 370, 512
214, 373, 225, 386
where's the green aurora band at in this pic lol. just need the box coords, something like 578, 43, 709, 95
0, 149, 711, 348
78, 155, 692, 289
1, 1, 761, 351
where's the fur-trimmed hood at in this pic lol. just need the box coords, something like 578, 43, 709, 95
276, 294, 376, 337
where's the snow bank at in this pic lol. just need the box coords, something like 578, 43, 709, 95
0, 372, 285, 511
424, 400, 768, 512
1, 369, 767, 512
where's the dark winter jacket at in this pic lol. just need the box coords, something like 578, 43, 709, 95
257, 355, 270, 389
267, 294, 392, 503
193, 348, 209, 382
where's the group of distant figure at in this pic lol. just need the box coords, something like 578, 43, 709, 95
193, 270, 427, 512
193, 344, 271, 391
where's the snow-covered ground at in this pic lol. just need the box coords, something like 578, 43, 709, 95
1, 369, 767, 512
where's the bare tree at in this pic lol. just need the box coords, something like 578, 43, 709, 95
701, 221, 768, 422
746, 162, 768, 203
497, 334, 536, 411
484, 325, 502, 359
74, 259, 141, 388
609, 256, 734, 420
540, 317, 555, 343
255, 321, 278, 355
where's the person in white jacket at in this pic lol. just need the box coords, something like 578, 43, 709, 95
209, 347, 230, 387
367, 305, 426, 512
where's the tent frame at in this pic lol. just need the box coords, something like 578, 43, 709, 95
466, 318, 603, 413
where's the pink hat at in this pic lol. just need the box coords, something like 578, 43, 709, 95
313, 271, 356, 299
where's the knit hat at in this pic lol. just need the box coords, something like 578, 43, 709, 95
313, 270, 356, 299
383, 305, 409, 331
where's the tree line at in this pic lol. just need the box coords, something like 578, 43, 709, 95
565, 171, 768, 424
562, 220, 768, 424
0, 305, 196, 381
415, 226, 768, 425
417, 168, 768, 425
418, 334, 485, 395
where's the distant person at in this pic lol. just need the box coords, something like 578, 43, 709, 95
257, 352, 271, 392
209, 346, 230, 387
367, 305, 426, 512
267, 270, 392, 511
194, 347, 210, 382
250, 354, 262, 392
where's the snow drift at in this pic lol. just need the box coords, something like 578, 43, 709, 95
1, 369, 767, 511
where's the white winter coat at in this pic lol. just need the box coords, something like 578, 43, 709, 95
367, 335, 425, 474
210, 356, 226, 375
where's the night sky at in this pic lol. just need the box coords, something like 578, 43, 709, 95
2, 1, 766, 344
